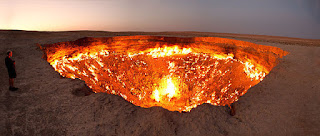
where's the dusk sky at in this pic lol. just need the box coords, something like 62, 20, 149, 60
0, 0, 319, 39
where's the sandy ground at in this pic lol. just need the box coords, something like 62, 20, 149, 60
0, 30, 319, 136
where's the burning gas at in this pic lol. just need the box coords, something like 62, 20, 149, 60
40, 36, 288, 112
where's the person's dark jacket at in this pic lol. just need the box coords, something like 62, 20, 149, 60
5, 56, 16, 78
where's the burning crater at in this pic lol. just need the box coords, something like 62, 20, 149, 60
40, 36, 288, 112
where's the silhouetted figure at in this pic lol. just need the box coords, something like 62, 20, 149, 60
229, 103, 236, 116
5, 50, 18, 91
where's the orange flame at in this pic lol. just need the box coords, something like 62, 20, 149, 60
40, 36, 288, 112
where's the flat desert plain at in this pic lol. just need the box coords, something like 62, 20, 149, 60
0, 30, 319, 136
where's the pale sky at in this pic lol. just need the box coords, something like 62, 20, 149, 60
0, 0, 319, 39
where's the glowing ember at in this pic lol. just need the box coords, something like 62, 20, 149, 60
40, 36, 288, 112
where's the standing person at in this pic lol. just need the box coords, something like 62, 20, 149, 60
5, 50, 18, 91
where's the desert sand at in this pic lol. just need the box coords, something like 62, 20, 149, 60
0, 30, 319, 136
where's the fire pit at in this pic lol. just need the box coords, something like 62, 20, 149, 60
40, 36, 288, 112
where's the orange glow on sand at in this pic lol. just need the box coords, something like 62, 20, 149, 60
40, 36, 288, 112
